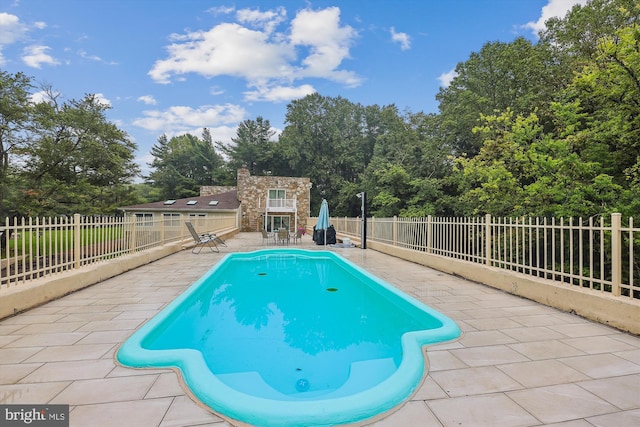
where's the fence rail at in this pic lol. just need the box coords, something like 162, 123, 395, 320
1, 213, 237, 289
315, 213, 639, 301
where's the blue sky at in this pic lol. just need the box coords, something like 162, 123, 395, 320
1, 0, 586, 177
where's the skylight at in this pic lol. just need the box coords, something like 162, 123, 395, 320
164, 200, 176, 205
208, 201, 219, 206
187, 200, 198, 205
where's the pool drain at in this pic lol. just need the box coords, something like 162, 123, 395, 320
295, 378, 310, 392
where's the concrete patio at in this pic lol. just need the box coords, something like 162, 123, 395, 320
0, 232, 638, 427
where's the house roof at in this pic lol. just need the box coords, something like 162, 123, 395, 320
119, 190, 240, 212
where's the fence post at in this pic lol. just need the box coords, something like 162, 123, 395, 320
485, 214, 492, 267
370, 217, 375, 241
393, 216, 398, 246
73, 214, 81, 270
427, 215, 433, 253
611, 213, 622, 296
130, 216, 137, 253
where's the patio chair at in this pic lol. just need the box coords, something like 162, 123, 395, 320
277, 228, 290, 245
291, 228, 303, 244
261, 229, 274, 245
185, 222, 219, 254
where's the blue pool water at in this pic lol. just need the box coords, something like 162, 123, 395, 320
117, 249, 460, 426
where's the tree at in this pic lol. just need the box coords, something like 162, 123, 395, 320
436, 38, 566, 157
219, 117, 277, 176
278, 93, 375, 215
20, 92, 139, 216
0, 71, 34, 218
147, 131, 225, 199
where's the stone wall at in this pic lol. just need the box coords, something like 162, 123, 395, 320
237, 167, 312, 232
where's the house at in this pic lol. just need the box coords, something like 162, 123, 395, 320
120, 167, 312, 232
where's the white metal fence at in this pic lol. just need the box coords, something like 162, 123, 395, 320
0, 213, 237, 288
318, 213, 639, 301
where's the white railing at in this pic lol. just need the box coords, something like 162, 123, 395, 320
310, 213, 639, 301
266, 198, 296, 210
0, 213, 237, 288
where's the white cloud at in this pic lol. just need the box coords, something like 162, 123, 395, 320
236, 6, 286, 33
0, 12, 27, 44
137, 95, 157, 105
289, 7, 359, 85
524, 0, 588, 36
149, 6, 361, 92
93, 93, 111, 107
207, 6, 235, 16
437, 68, 457, 88
243, 84, 316, 102
132, 104, 247, 132
390, 27, 410, 50
29, 89, 55, 104
149, 22, 295, 84
21, 44, 59, 68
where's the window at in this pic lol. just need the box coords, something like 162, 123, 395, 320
134, 213, 154, 227
188, 213, 207, 226
268, 189, 286, 208
265, 215, 290, 232
163, 213, 181, 227
269, 189, 286, 199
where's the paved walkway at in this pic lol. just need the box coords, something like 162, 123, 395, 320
0, 232, 638, 426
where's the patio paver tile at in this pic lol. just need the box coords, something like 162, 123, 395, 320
0, 381, 71, 404
559, 353, 640, 378
427, 393, 539, 427
584, 408, 640, 427
506, 383, 618, 424
0, 346, 44, 364
159, 395, 224, 427
424, 350, 468, 371
69, 398, 173, 427
548, 323, 616, 338
456, 330, 517, 347
411, 376, 448, 400
75, 330, 134, 345
507, 340, 586, 360
51, 375, 158, 405
430, 366, 523, 397
497, 360, 590, 388
576, 374, 640, 410
146, 372, 186, 399
561, 335, 637, 354
615, 348, 640, 364
450, 345, 530, 367
12, 321, 86, 334
501, 326, 568, 342
0, 363, 43, 384
24, 343, 113, 363
4, 332, 87, 347
19, 359, 116, 383
368, 400, 442, 426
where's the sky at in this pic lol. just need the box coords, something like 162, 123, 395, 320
0, 0, 587, 178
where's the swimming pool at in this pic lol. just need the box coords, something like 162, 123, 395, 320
117, 249, 460, 426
